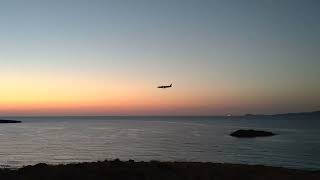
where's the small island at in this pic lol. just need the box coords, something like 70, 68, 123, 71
230, 129, 275, 138
0, 119, 21, 123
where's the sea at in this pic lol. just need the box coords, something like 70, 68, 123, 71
0, 116, 319, 170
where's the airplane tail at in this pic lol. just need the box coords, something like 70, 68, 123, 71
170, 84, 172, 87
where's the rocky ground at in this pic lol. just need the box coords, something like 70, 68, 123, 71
0, 159, 319, 180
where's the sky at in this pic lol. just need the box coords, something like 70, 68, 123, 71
0, 0, 319, 116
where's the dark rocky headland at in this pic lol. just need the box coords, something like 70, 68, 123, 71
0, 160, 319, 180
0, 119, 21, 123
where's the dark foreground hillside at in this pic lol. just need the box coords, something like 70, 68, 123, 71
0, 160, 319, 180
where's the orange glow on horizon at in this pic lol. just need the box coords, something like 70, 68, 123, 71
0, 73, 233, 115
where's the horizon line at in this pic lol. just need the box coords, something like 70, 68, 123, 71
1, 110, 319, 118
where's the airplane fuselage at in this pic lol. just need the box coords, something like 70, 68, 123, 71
157, 84, 172, 89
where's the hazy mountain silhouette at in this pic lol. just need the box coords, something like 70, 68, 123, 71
244, 111, 320, 120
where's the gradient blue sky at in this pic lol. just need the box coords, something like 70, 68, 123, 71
0, 0, 319, 115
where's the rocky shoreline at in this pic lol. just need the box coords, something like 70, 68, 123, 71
0, 160, 319, 180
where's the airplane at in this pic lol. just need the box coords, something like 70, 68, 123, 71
157, 84, 172, 89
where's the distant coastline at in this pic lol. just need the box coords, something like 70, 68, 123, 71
244, 111, 320, 120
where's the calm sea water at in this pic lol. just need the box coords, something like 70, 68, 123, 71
0, 116, 319, 170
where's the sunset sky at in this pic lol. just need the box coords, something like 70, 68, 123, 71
1, 0, 319, 116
